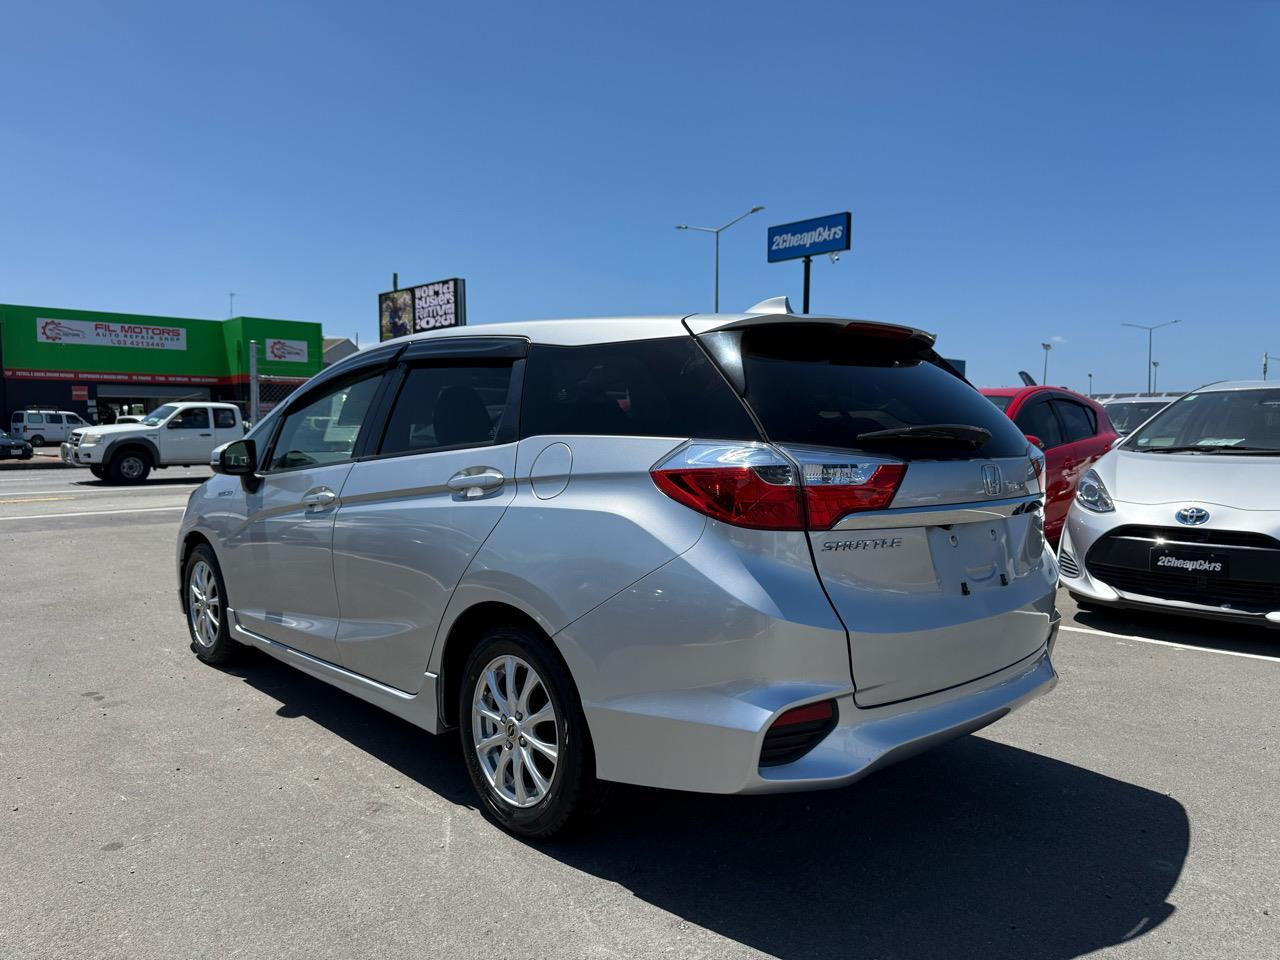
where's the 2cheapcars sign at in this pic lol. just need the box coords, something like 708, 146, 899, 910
36, 317, 187, 350
379, 278, 467, 341
766, 212, 852, 263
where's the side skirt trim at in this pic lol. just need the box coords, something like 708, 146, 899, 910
231, 611, 441, 734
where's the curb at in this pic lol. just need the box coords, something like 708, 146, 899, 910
0, 457, 75, 471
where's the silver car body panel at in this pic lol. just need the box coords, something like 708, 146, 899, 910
178, 309, 1060, 794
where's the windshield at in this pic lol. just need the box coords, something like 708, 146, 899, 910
985, 395, 1014, 413
1128, 389, 1280, 453
727, 325, 1030, 459
141, 404, 180, 426
1106, 401, 1168, 434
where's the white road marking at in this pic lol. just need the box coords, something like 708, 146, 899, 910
1060, 624, 1280, 663
0, 505, 187, 522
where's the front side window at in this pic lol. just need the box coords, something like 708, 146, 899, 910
1128, 389, 1280, 453
66, 414, 84, 425
521, 338, 757, 440
213, 408, 238, 429
169, 408, 210, 430
268, 374, 382, 471
1014, 400, 1066, 449
1052, 399, 1096, 443
379, 363, 513, 455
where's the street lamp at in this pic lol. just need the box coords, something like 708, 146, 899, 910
676, 205, 766, 312
1041, 342, 1052, 385
1121, 319, 1182, 393
1151, 360, 1160, 391
1088, 372, 1094, 397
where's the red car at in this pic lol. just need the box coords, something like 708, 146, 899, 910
980, 386, 1118, 545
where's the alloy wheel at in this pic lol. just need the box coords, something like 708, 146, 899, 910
188, 560, 221, 648
471, 654, 559, 808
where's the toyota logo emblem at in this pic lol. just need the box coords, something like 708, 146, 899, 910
1175, 506, 1210, 526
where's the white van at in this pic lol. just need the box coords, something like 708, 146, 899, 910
9, 409, 89, 446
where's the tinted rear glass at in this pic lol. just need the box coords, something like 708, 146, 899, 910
730, 325, 1029, 459
521, 338, 758, 440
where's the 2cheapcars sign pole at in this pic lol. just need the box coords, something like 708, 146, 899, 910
766, 212, 851, 313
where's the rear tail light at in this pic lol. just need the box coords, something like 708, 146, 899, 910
651, 442, 905, 531
760, 698, 838, 767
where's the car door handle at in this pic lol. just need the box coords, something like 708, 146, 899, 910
301, 487, 338, 510
199, 433, 212, 437
446, 467, 505, 498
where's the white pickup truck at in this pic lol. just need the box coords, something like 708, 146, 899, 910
61, 401, 244, 483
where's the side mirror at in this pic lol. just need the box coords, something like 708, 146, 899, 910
213, 438, 256, 476
167, 419, 184, 429
1024, 434, 1044, 450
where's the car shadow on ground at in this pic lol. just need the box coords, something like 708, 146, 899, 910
1071, 602, 1279, 659
232, 650, 1188, 960
73, 476, 210, 488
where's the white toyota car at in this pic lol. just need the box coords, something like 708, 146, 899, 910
1062, 380, 1280, 626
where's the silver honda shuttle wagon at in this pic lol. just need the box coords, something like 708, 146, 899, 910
178, 301, 1060, 837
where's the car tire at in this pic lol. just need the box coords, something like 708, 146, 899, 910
89, 465, 108, 480
183, 544, 239, 665
458, 625, 602, 839
29, 435, 43, 447
108, 449, 151, 484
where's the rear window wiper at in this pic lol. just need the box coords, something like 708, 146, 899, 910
855, 424, 992, 448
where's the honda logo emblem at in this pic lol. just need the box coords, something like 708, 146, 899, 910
982, 464, 1003, 497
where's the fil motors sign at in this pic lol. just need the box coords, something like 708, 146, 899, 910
766, 212, 852, 262
35, 317, 187, 351
379, 278, 467, 341
265, 338, 309, 363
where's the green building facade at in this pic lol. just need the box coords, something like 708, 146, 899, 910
0, 303, 323, 424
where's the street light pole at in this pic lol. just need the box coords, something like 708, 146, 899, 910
1041, 342, 1052, 385
1121, 319, 1182, 393
1088, 372, 1094, 397
676, 205, 765, 313
1152, 360, 1160, 391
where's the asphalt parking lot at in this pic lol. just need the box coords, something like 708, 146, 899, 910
1, 469, 1276, 960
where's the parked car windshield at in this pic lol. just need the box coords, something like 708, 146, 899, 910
141, 404, 180, 426
1106, 401, 1168, 434
733, 325, 1030, 459
985, 394, 1014, 413
1128, 389, 1280, 453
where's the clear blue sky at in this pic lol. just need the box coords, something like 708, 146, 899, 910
2, 1, 1276, 392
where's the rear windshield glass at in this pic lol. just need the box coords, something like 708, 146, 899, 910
521, 338, 758, 440
731, 325, 1030, 459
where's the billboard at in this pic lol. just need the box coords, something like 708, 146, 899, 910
379, 278, 467, 341
767, 212, 852, 263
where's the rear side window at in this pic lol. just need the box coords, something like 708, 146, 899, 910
724, 325, 1029, 458
213, 408, 238, 429
521, 338, 757, 440
1014, 399, 1066, 449
46, 414, 64, 424
379, 363, 514, 455
1052, 399, 1096, 442
26, 414, 44, 425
